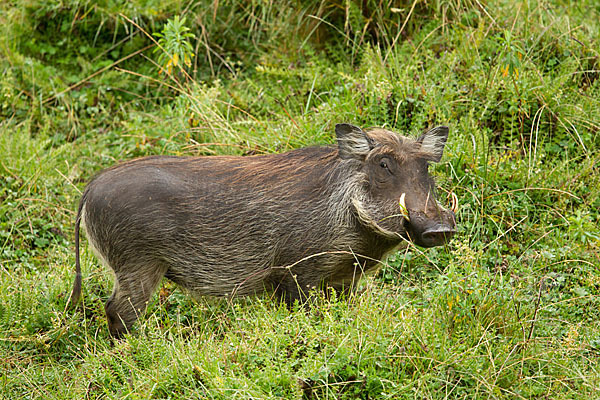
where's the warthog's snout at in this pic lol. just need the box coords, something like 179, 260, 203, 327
420, 225, 456, 247
405, 209, 456, 248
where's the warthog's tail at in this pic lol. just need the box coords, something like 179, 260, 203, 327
67, 197, 85, 309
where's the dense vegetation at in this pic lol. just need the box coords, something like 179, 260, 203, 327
1, 0, 599, 398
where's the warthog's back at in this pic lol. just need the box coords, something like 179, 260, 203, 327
81, 148, 369, 297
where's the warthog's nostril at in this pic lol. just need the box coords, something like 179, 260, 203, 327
421, 228, 456, 246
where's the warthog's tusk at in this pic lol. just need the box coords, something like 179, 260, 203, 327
399, 193, 410, 221
449, 192, 459, 213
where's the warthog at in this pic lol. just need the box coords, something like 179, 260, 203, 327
69, 123, 457, 336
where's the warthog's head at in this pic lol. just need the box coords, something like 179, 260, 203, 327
336, 123, 457, 248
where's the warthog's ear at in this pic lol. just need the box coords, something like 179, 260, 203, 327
417, 126, 449, 162
335, 123, 374, 160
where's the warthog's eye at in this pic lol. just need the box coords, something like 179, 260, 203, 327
379, 157, 394, 174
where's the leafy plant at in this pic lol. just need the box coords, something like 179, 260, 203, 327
153, 15, 195, 77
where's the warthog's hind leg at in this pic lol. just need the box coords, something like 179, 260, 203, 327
105, 263, 167, 337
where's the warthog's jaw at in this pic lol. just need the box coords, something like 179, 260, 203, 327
352, 198, 408, 240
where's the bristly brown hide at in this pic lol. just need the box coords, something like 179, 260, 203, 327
69, 123, 456, 337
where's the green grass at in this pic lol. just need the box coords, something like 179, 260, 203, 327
1, 0, 599, 398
